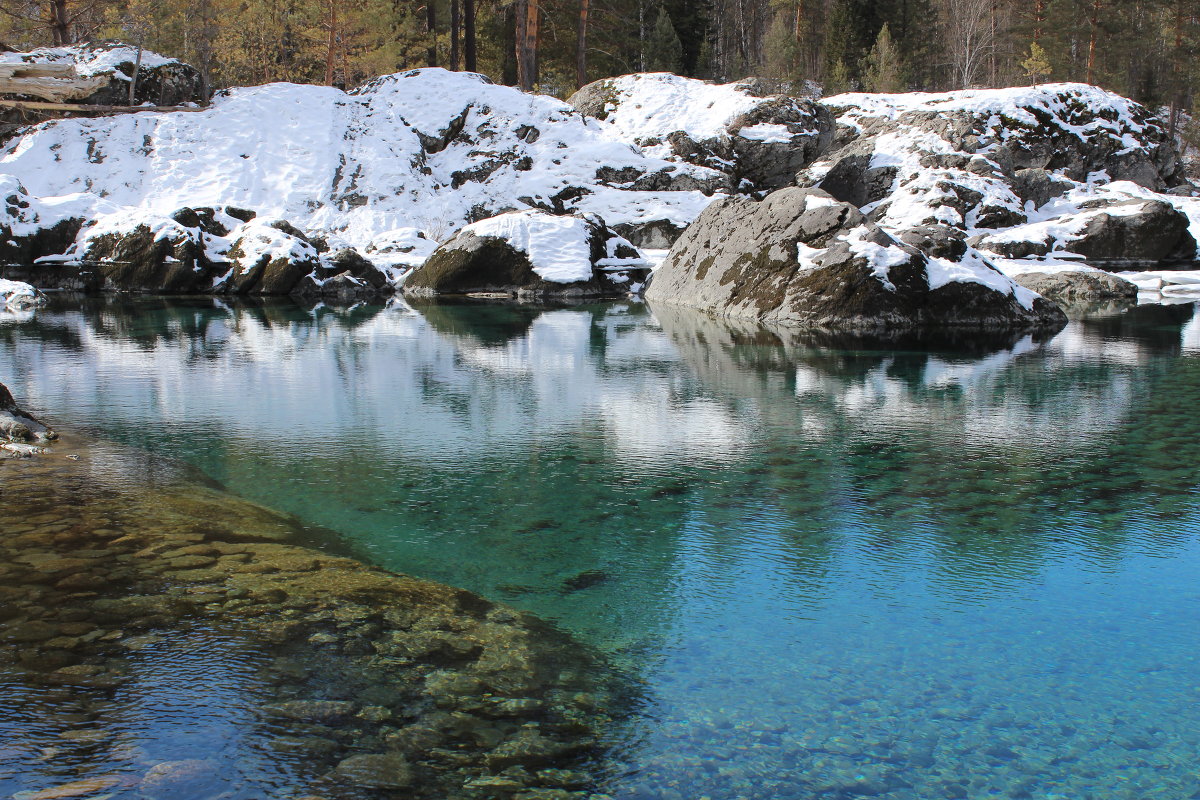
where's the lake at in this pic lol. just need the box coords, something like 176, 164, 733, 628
3, 295, 1199, 800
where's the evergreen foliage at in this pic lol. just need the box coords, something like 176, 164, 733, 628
863, 22, 904, 92
0, 0, 1197, 110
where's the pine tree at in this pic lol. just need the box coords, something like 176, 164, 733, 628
825, 57, 852, 93
762, 8, 801, 83
1020, 40, 1051, 85
646, 6, 683, 72
863, 22, 904, 92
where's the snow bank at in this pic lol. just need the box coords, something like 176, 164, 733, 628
0, 68, 719, 263
584, 73, 766, 145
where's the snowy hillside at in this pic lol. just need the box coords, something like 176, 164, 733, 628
0, 67, 719, 279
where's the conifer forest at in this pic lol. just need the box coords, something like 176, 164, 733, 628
2, 1, 1199, 126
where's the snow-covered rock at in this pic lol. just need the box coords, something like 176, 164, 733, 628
645, 187, 1066, 333
570, 73, 834, 192
0, 42, 207, 107
0, 66, 717, 288
0, 278, 44, 310
405, 210, 649, 298
807, 84, 1197, 274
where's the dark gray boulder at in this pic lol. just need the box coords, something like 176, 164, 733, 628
645, 187, 1066, 333
1069, 200, 1197, 265
221, 220, 323, 295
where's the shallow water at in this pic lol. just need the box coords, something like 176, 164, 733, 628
4, 296, 1200, 799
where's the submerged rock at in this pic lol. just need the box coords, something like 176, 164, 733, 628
405, 210, 648, 299
0, 427, 615, 798
645, 187, 1066, 333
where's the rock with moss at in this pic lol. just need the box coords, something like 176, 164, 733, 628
645, 187, 1067, 333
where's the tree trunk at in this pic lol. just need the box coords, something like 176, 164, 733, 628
464, 0, 477, 71
426, 0, 438, 67
1033, 0, 1045, 41
324, 0, 337, 85
49, 0, 72, 45
637, 0, 646, 72
128, 40, 143, 105
1085, 0, 1101, 85
1169, 0, 1185, 138
516, 0, 538, 90
576, 0, 589, 88
450, 0, 460, 70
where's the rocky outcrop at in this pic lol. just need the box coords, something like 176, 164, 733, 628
405, 210, 649, 299
570, 73, 834, 192
805, 84, 1198, 275
0, 382, 56, 446
645, 187, 1066, 333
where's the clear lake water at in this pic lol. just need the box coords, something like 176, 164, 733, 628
2, 295, 1200, 800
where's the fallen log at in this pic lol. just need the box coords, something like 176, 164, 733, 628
0, 64, 109, 102
0, 99, 206, 114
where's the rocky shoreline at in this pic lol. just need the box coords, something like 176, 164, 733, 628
0, 385, 617, 799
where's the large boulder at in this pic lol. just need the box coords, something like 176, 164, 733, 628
82, 213, 215, 292
973, 198, 1198, 268
1069, 200, 1197, 265
1011, 269, 1139, 311
218, 219, 323, 295
404, 210, 648, 299
570, 73, 834, 192
645, 187, 1066, 333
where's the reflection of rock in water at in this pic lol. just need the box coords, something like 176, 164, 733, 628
0, 434, 614, 800
650, 301, 1183, 451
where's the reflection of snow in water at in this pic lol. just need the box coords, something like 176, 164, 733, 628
10, 300, 1198, 468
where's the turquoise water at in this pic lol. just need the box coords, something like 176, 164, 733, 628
4, 296, 1200, 799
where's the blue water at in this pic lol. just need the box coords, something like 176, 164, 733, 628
3, 296, 1200, 799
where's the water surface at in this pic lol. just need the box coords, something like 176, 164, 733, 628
4, 296, 1200, 799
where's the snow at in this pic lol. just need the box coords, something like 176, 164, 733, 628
590, 73, 765, 145
738, 123, 795, 143
463, 211, 594, 283
842, 228, 910, 291
0, 68, 723, 271
0, 43, 178, 79
0, 279, 43, 310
